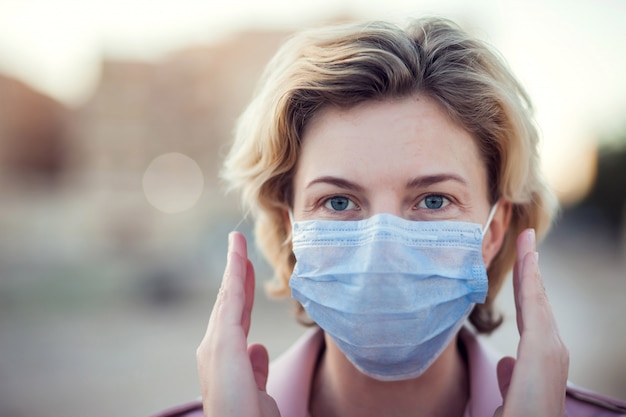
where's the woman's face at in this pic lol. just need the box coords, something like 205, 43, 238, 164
292, 95, 493, 227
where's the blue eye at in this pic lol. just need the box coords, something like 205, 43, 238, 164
420, 195, 448, 209
325, 196, 354, 211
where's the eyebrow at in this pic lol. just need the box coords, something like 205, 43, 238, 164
305, 173, 468, 191
305, 176, 365, 192
406, 174, 468, 189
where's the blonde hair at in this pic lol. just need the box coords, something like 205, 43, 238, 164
222, 17, 558, 333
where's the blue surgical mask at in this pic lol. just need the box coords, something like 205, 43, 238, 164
289, 206, 497, 381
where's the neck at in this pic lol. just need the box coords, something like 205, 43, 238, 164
310, 333, 469, 417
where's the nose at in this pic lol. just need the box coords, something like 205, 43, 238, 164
368, 191, 405, 219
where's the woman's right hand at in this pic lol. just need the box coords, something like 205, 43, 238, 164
196, 231, 281, 417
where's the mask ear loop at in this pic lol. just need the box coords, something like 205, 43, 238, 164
482, 201, 499, 237
232, 207, 252, 232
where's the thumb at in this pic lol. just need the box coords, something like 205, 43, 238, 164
248, 343, 270, 392
497, 356, 516, 401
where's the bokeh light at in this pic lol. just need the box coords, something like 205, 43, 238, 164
142, 152, 204, 213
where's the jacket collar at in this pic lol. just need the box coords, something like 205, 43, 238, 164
267, 327, 503, 417
458, 327, 503, 416
267, 328, 323, 417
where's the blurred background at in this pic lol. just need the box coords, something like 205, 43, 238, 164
0, 0, 625, 416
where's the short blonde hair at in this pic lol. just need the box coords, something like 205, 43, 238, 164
222, 17, 558, 333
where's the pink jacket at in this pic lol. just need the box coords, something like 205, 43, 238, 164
155, 328, 626, 417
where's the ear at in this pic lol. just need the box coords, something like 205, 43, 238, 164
482, 200, 512, 268
282, 207, 293, 232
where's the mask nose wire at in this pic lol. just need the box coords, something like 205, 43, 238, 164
290, 205, 499, 233
482, 201, 499, 237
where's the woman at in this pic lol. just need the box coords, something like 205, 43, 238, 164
158, 17, 626, 417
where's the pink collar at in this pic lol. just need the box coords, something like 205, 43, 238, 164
458, 327, 503, 416
267, 327, 503, 417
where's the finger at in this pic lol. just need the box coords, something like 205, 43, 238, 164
496, 356, 516, 400
211, 232, 249, 327
513, 229, 536, 334
516, 228, 536, 257
512, 247, 523, 334
241, 258, 256, 336
248, 343, 270, 392
518, 247, 556, 336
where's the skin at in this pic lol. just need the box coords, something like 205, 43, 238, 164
197, 96, 569, 417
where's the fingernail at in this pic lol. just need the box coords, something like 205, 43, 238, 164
528, 228, 536, 247
228, 232, 235, 253
228, 231, 246, 258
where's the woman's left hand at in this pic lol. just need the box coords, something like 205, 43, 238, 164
494, 228, 569, 417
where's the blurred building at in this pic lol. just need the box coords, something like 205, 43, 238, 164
0, 74, 69, 189
71, 29, 290, 195
0, 29, 290, 300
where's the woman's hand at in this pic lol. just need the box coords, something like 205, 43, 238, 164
196, 232, 281, 417
494, 229, 569, 417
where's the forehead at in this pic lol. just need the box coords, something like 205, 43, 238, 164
296, 96, 486, 191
